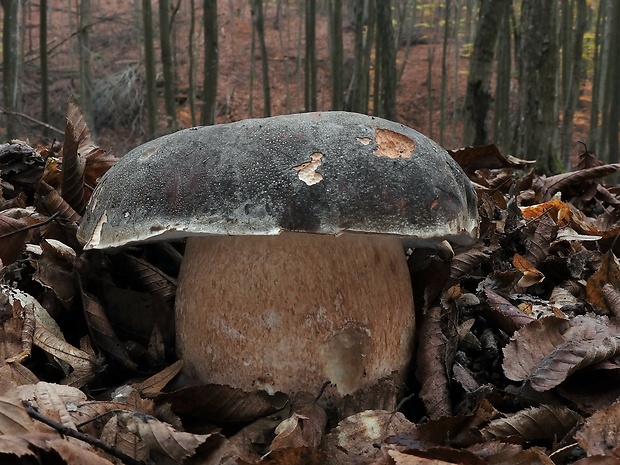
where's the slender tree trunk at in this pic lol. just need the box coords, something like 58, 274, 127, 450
493, 0, 512, 148
188, 0, 197, 126
79, 0, 94, 131
376, 0, 396, 120
588, 0, 605, 152
560, 0, 587, 166
514, 0, 560, 174
142, 0, 157, 138
346, 0, 374, 114
603, 0, 620, 162
202, 0, 218, 125
159, 0, 177, 130
463, 0, 509, 146
252, 0, 270, 116
305, 0, 317, 111
40, 0, 49, 137
439, 2, 450, 145
328, 0, 343, 110
2, 0, 21, 139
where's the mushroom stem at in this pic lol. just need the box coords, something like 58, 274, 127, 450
175, 232, 415, 396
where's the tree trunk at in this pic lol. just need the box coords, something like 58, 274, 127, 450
188, 0, 197, 126
142, 0, 157, 137
463, 0, 510, 146
603, 0, 620, 162
40, 0, 49, 137
439, 2, 450, 145
251, 0, 271, 117
305, 0, 317, 112
328, 0, 343, 110
514, 0, 560, 174
2, 0, 21, 139
159, 0, 177, 130
493, 0, 512, 148
79, 0, 94, 131
346, 0, 374, 114
588, 0, 605, 152
559, 0, 587, 166
202, 0, 218, 125
375, 0, 396, 120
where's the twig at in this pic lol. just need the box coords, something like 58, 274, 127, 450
22, 400, 144, 465
0, 212, 61, 239
0, 106, 64, 136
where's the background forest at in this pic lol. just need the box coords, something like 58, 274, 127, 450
1, 0, 619, 175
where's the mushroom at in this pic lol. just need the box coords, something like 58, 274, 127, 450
77, 112, 478, 397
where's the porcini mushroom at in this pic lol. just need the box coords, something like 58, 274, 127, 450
77, 112, 478, 397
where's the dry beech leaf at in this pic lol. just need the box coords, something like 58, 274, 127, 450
321, 410, 413, 465
0, 214, 28, 265
61, 97, 90, 215
246, 447, 327, 465
112, 251, 177, 303
0, 395, 37, 434
416, 306, 451, 419
0, 363, 39, 396
447, 144, 534, 174
158, 383, 289, 423
544, 164, 620, 198
513, 253, 545, 288
16, 382, 87, 431
480, 287, 534, 335
525, 215, 558, 267
450, 249, 489, 280
118, 411, 213, 463
33, 323, 101, 387
133, 360, 183, 397
573, 456, 620, 465
602, 284, 620, 318
83, 148, 118, 203
31, 239, 78, 307
47, 437, 116, 465
386, 400, 500, 449
466, 441, 524, 464
37, 180, 81, 222
270, 392, 327, 451
576, 400, 620, 456
389, 446, 488, 465
481, 405, 582, 442
100, 414, 147, 462
503, 315, 620, 391
81, 290, 138, 371
587, 251, 620, 312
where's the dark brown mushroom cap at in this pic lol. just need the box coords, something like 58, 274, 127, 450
77, 112, 478, 249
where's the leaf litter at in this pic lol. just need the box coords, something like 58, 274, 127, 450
1, 103, 620, 463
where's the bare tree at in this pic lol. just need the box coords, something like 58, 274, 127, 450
463, 0, 510, 147
202, 0, 218, 125
251, 0, 271, 117
142, 0, 157, 137
159, 0, 177, 130
559, 0, 587, 166
346, 0, 375, 114
375, 0, 396, 120
327, 0, 343, 110
513, 0, 560, 174
40, 0, 50, 136
493, 0, 512, 148
305, 0, 317, 112
2, 0, 21, 139
602, 0, 620, 162
79, 0, 94, 131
